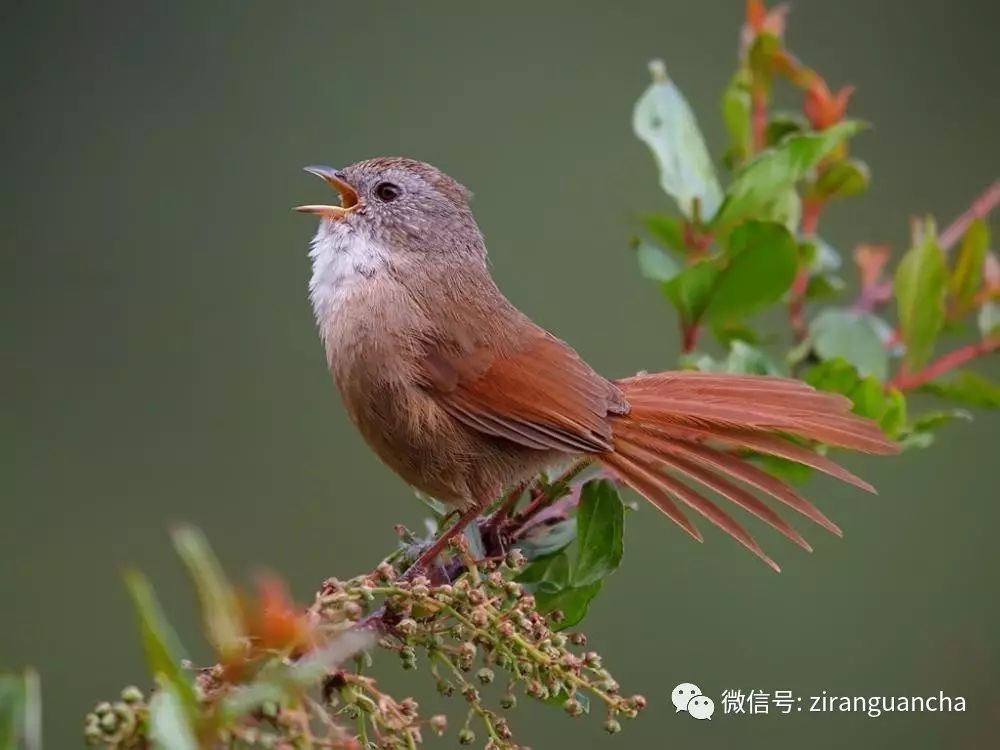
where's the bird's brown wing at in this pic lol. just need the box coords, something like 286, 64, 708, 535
418, 328, 624, 454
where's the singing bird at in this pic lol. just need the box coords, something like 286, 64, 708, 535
296, 157, 898, 572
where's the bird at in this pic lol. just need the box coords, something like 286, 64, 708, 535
295, 157, 898, 572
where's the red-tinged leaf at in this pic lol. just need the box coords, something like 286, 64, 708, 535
252, 575, 318, 655
803, 77, 854, 131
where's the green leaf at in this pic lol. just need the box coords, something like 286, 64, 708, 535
172, 526, 245, 662
895, 218, 947, 370
809, 158, 870, 200
634, 240, 681, 283
804, 237, 843, 275
711, 120, 865, 229
804, 357, 862, 395
846, 373, 888, 421
571, 480, 624, 587
702, 220, 798, 323
634, 60, 723, 220
897, 409, 972, 451
757, 454, 813, 484
806, 273, 846, 300
911, 409, 973, 431
809, 308, 890, 379
764, 113, 808, 147
920, 371, 1000, 408
899, 430, 935, 450
0, 670, 41, 750
761, 187, 802, 233
723, 341, 785, 375
517, 518, 577, 559
722, 70, 752, 166
804, 358, 891, 424
148, 680, 198, 750
123, 571, 199, 721
978, 300, 999, 338
880, 388, 908, 437
663, 258, 719, 324
535, 581, 603, 631
641, 214, 686, 252
949, 218, 989, 305
517, 551, 572, 595
712, 321, 759, 347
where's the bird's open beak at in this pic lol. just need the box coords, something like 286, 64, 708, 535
294, 165, 359, 219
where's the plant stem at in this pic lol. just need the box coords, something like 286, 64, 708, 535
514, 459, 592, 526
681, 321, 700, 353
402, 505, 483, 576
938, 179, 1000, 251
788, 198, 824, 342
887, 337, 999, 391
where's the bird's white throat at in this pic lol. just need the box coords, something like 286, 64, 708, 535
308, 222, 388, 328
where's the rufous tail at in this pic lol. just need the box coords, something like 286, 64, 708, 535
597, 371, 899, 572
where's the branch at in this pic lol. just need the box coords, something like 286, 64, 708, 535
887, 336, 999, 391
788, 197, 824, 342
938, 179, 1000, 251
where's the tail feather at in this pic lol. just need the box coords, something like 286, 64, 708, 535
597, 371, 899, 570
625, 398, 896, 454
612, 437, 781, 572
600, 451, 703, 543
614, 421, 825, 545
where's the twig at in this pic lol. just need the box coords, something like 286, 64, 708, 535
680, 322, 700, 353
887, 337, 999, 391
514, 459, 592, 526
937, 179, 1000, 251
788, 197, 824, 342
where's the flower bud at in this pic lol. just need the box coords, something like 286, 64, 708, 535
505, 549, 527, 569
399, 697, 419, 717
411, 583, 429, 598
429, 714, 447, 735
436, 679, 454, 697
458, 728, 475, 745
120, 686, 144, 704
476, 667, 495, 685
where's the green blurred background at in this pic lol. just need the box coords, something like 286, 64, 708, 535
3, 1, 998, 747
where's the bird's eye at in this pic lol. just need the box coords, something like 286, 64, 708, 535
374, 181, 402, 203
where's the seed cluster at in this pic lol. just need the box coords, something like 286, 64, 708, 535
85, 545, 642, 749
311, 546, 644, 748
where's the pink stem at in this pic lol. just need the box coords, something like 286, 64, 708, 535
938, 179, 1000, 251
887, 337, 999, 391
